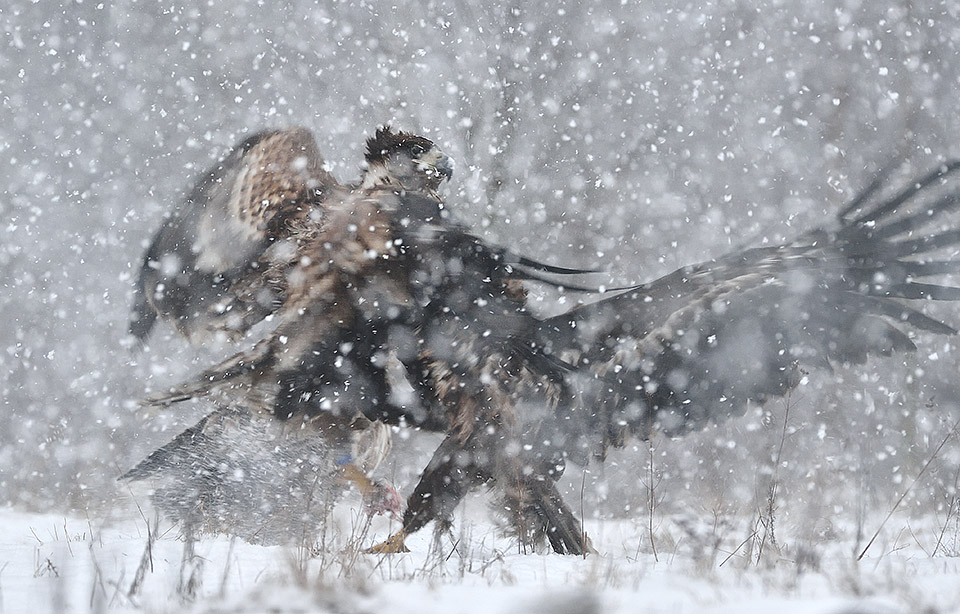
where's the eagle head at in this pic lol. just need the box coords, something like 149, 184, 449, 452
363, 126, 454, 190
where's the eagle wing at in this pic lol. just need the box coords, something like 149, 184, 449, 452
367, 163, 960, 556
534, 163, 960, 462
142, 187, 416, 415
130, 127, 338, 343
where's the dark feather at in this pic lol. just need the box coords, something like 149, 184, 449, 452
130, 127, 337, 344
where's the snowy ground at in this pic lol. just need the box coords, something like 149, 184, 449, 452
4, 493, 960, 614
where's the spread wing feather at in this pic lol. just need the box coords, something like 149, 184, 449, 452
534, 162, 960, 460
395, 163, 960, 556
130, 127, 338, 343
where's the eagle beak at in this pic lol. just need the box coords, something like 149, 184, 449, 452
418, 149, 455, 182
435, 154, 454, 181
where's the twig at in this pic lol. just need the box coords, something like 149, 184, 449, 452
128, 513, 157, 599
648, 440, 658, 562
64, 519, 74, 557
905, 523, 930, 557
757, 394, 793, 564
0, 561, 8, 613
933, 464, 960, 557
858, 416, 960, 560
218, 537, 237, 598
719, 529, 760, 567
580, 469, 587, 560
88, 543, 108, 611
444, 538, 462, 561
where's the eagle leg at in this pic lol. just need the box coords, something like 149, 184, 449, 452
531, 479, 596, 556
366, 432, 490, 553
339, 462, 377, 495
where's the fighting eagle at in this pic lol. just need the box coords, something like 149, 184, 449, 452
126, 125, 582, 543
124, 126, 456, 539
130, 126, 960, 556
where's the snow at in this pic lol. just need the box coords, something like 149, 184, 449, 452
2, 501, 960, 613
5, 0, 960, 611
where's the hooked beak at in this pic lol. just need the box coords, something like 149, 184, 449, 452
418, 149, 455, 182
434, 154, 454, 181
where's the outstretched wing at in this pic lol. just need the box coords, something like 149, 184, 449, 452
537, 162, 960, 459
130, 127, 338, 343
396, 163, 960, 556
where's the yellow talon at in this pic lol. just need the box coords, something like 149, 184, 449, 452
365, 530, 410, 554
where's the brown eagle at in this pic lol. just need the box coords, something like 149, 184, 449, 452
129, 126, 453, 345
125, 126, 456, 537
127, 125, 587, 543
132, 127, 960, 556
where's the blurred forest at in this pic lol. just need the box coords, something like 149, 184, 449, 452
2, 0, 960, 541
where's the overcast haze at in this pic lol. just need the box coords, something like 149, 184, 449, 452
2, 0, 960, 547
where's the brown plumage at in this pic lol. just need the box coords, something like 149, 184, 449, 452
371, 160, 960, 555
126, 126, 456, 542
134, 125, 960, 557
130, 127, 338, 344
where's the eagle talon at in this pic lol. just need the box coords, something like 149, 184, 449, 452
365, 530, 410, 554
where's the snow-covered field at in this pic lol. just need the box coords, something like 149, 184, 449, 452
4, 493, 960, 614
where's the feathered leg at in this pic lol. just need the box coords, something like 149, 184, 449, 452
367, 430, 593, 555
510, 477, 594, 555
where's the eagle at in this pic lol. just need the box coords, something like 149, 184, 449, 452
129, 126, 452, 345
124, 126, 455, 539
126, 125, 586, 543
131, 127, 960, 556
362, 159, 960, 555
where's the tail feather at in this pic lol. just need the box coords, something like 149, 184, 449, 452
870, 193, 960, 241
873, 282, 960, 301
120, 413, 213, 481
143, 337, 277, 406
524, 479, 592, 556
867, 260, 960, 278
837, 156, 909, 219
513, 256, 600, 275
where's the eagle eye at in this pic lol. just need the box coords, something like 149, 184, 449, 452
410, 144, 426, 157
